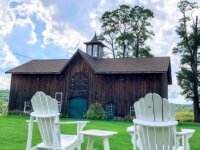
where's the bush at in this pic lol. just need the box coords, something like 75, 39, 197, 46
124, 115, 134, 122
176, 112, 194, 122
84, 102, 106, 120
0, 100, 8, 116
8, 110, 28, 116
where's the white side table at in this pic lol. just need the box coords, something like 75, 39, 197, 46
80, 129, 117, 150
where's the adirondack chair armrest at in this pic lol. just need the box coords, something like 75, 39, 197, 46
26, 119, 37, 125
127, 126, 135, 133
56, 121, 89, 133
176, 129, 195, 149
56, 121, 79, 125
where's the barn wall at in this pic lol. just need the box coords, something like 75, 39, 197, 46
9, 53, 167, 117
9, 74, 67, 111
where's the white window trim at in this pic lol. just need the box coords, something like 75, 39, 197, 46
130, 104, 135, 116
106, 103, 114, 113
55, 92, 63, 112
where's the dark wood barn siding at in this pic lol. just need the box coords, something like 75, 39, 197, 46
9, 74, 67, 111
9, 53, 167, 117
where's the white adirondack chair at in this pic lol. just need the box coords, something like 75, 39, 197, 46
26, 91, 89, 150
127, 93, 195, 150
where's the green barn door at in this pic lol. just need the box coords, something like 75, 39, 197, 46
69, 97, 87, 118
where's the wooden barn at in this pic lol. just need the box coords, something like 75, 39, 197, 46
6, 35, 172, 118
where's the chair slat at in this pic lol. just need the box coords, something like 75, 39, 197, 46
155, 127, 164, 150
138, 98, 146, 120
144, 93, 154, 121
163, 98, 170, 121
163, 127, 170, 150
138, 126, 146, 150
169, 126, 175, 150
142, 126, 150, 150
153, 93, 163, 122
148, 127, 156, 150
134, 101, 140, 119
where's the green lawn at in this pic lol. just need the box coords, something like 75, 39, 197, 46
0, 115, 199, 150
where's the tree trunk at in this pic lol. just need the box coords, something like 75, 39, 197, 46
136, 37, 139, 58
123, 41, 126, 58
193, 93, 200, 122
193, 16, 200, 122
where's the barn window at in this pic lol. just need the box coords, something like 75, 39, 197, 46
130, 104, 135, 116
87, 45, 92, 55
23, 101, 32, 114
93, 44, 98, 57
55, 92, 63, 112
106, 103, 115, 120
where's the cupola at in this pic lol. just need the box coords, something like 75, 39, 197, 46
84, 33, 106, 58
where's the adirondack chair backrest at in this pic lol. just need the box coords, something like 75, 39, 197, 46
134, 93, 177, 150
31, 91, 61, 148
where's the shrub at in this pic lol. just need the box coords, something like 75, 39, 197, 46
84, 102, 106, 120
0, 100, 8, 116
176, 112, 194, 122
124, 115, 134, 122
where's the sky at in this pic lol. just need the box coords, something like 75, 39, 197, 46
0, 0, 199, 104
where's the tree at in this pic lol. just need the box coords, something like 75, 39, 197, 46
173, 0, 200, 122
100, 5, 154, 58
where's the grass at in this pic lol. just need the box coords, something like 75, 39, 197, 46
0, 115, 199, 150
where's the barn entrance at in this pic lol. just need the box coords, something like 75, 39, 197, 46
69, 97, 87, 118
68, 73, 88, 118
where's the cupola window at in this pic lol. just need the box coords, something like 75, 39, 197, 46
84, 33, 106, 59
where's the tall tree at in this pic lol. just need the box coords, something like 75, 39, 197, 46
173, 0, 200, 122
100, 5, 154, 58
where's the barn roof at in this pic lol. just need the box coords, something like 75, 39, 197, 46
6, 59, 68, 74
6, 49, 172, 83
78, 50, 170, 74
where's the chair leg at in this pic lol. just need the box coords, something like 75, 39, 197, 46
86, 136, 95, 150
26, 116, 34, 150
183, 133, 193, 150
77, 140, 81, 150
103, 137, 110, 150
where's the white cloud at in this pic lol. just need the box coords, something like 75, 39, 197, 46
3, 0, 87, 52
42, 22, 86, 54
0, 0, 87, 90
0, 74, 11, 90
0, 42, 20, 69
0, 42, 19, 90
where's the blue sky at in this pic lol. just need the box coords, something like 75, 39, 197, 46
0, 0, 199, 104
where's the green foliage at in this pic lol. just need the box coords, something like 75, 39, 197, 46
173, 0, 200, 122
100, 5, 154, 58
124, 115, 134, 122
176, 105, 193, 112
0, 90, 9, 102
176, 112, 194, 122
84, 102, 106, 120
0, 100, 8, 116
